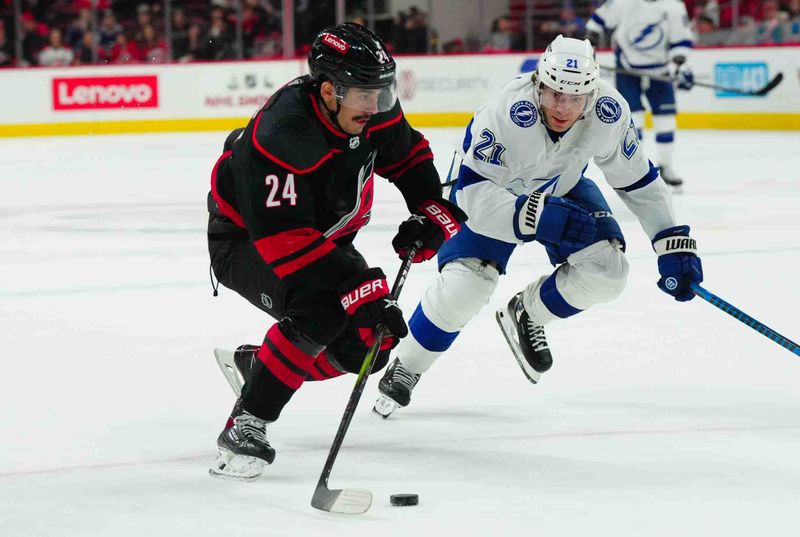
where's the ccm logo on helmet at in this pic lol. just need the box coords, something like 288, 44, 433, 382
322, 33, 350, 54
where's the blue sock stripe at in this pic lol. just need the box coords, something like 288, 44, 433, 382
655, 132, 675, 143
408, 303, 460, 352
539, 272, 582, 319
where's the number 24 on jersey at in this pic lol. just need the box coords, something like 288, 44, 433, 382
265, 174, 297, 207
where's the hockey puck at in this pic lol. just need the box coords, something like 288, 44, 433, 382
390, 494, 419, 506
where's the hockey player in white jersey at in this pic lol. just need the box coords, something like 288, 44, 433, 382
585, 0, 695, 190
373, 35, 703, 417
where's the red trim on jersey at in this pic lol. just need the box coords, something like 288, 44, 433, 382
389, 153, 434, 180
254, 227, 324, 263
309, 94, 348, 138
210, 151, 245, 228
375, 138, 430, 176
251, 112, 341, 174
367, 111, 403, 134
272, 240, 336, 278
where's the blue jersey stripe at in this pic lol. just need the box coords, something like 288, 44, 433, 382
616, 160, 659, 193
540, 272, 582, 318
408, 303, 460, 352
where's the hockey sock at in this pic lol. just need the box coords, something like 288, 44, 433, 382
305, 351, 346, 381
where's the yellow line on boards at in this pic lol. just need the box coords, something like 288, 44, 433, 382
1, 112, 799, 137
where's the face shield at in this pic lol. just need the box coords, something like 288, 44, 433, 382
334, 80, 398, 114
537, 85, 591, 117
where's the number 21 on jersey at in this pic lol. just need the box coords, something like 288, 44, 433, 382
265, 174, 297, 207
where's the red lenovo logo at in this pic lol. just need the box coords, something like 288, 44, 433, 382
52, 75, 159, 110
321, 33, 350, 54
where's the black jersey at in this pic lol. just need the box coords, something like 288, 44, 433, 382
209, 76, 441, 290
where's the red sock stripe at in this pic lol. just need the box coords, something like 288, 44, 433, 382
266, 324, 317, 371
261, 349, 305, 390
315, 352, 345, 378
306, 364, 326, 381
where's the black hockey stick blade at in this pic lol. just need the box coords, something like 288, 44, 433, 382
754, 72, 783, 96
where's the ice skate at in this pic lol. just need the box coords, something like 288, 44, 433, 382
209, 399, 275, 481
373, 358, 421, 419
495, 292, 552, 384
659, 165, 684, 193
214, 344, 259, 396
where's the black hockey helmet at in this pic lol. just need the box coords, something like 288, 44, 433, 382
309, 22, 397, 113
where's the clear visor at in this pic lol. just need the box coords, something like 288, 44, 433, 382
335, 81, 398, 114
538, 85, 590, 115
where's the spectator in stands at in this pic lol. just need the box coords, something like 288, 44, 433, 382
139, 24, 166, 62
0, 20, 13, 67
756, 0, 789, 43
540, 4, 586, 40
170, 7, 190, 61
20, 12, 46, 67
75, 31, 95, 64
727, 15, 757, 45
65, 8, 92, 51
109, 31, 141, 63
694, 14, 728, 45
784, 0, 800, 42
484, 15, 514, 51
197, 6, 234, 60
39, 27, 75, 66
394, 6, 429, 53
97, 10, 122, 56
242, 0, 268, 58
134, 4, 153, 44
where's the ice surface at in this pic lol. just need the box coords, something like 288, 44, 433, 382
2, 128, 800, 537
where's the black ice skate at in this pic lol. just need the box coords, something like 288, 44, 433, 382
659, 165, 684, 193
209, 399, 275, 481
495, 292, 553, 384
214, 344, 259, 396
373, 358, 421, 419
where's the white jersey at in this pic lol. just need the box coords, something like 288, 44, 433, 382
454, 74, 675, 244
585, 0, 693, 74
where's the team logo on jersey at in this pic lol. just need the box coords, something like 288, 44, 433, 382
595, 96, 622, 123
622, 118, 639, 159
509, 100, 538, 128
625, 23, 665, 52
349, 136, 360, 149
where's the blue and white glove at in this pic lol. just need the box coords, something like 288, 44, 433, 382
652, 225, 703, 302
514, 191, 597, 249
673, 63, 694, 91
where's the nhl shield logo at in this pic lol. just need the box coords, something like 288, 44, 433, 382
349, 136, 360, 149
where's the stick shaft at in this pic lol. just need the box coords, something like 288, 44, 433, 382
691, 283, 800, 357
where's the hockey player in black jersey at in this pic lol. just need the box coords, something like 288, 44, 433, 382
206, 22, 467, 480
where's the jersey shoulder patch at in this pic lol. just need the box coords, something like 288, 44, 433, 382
509, 100, 538, 128
251, 85, 330, 173
595, 96, 623, 124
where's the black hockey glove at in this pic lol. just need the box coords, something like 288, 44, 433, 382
392, 198, 468, 263
339, 268, 408, 350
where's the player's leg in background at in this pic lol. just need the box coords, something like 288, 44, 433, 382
644, 78, 682, 189
615, 72, 646, 139
374, 224, 514, 417
500, 178, 628, 380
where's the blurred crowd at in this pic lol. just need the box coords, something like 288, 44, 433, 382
1, 0, 799, 69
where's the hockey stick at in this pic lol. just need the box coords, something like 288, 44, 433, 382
311, 246, 417, 515
600, 65, 784, 97
690, 283, 800, 357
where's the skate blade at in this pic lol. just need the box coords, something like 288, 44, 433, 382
373, 395, 400, 419
495, 308, 542, 384
214, 348, 244, 396
208, 449, 265, 482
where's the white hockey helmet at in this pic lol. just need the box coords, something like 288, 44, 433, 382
535, 35, 599, 95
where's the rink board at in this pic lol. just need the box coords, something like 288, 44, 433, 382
0, 45, 798, 137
